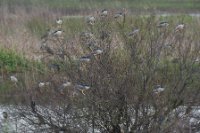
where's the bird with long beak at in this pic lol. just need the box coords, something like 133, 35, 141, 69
175, 24, 184, 32
157, 21, 169, 28
75, 84, 90, 95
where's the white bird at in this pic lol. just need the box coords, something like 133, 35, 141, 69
128, 29, 140, 36
75, 84, 90, 95
92, 49, 103, 56
39, 82, 45, 88
56, 18, 63, 25
114, 12, 123, 19
153, 85, 165, 94
58, 81, 72, 95
10, 76, 18, 83
175, 24, 184, 32
62, 81, 72, 87
157, 21, 169, 28
53, 30, 63, 36
38, 82, 50, 88
100, 9, 108, 17
86, 16, 95, 25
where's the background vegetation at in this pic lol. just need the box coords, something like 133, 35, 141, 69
0, 0, 199, 132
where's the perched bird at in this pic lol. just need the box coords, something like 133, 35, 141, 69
114, 8, 127, 19
100, 9, 108, 17
39, 82, 45, 88
62, 82, 72, 87
75, 84, 90, 95
79, 55, 92, 62
175, 24, 184, 32
157, 21, 169, 28
53, 29, 63, 36
58, 81, 72, 95
128, 29, 140, 36
86, 16, 95, 25
92, 48, 103, 56
10, 75, 18, 83
38, 82, 50, 92
114, 12, 123, 19
56, 18, 63, 25
153, 85, 165, 94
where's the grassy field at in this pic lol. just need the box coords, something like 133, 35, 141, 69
1, 0, 200, 13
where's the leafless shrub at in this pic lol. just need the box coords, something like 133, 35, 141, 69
3, 9, 200, 133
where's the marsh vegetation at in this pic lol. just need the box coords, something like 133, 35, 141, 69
0, 1, 200, 133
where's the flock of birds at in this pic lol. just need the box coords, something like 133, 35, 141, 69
9, 74, 91, 96
9, 74, 165, 95
8, 9, 189, 96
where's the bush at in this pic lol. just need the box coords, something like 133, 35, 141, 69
2, 11, 200, 133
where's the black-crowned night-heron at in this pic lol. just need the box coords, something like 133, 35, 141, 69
153, 85, 165, 94
175, 24, 184, 32
58, 81, 72, 95
53, 29, 63, 36
114, 8, 127, 19
157, 21, 169, 28
92, 48, 103, 56
56, 18, 63, 25
38, 82, 50, 87
100, 9, 108, 17
86, 16, 95, 25
128, 29, 140, 36
39, 82, 45, 88
114, 12, 123, 19
10, 75, 18, 83
75, 84, 90, 95
79, 55, 92, 62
